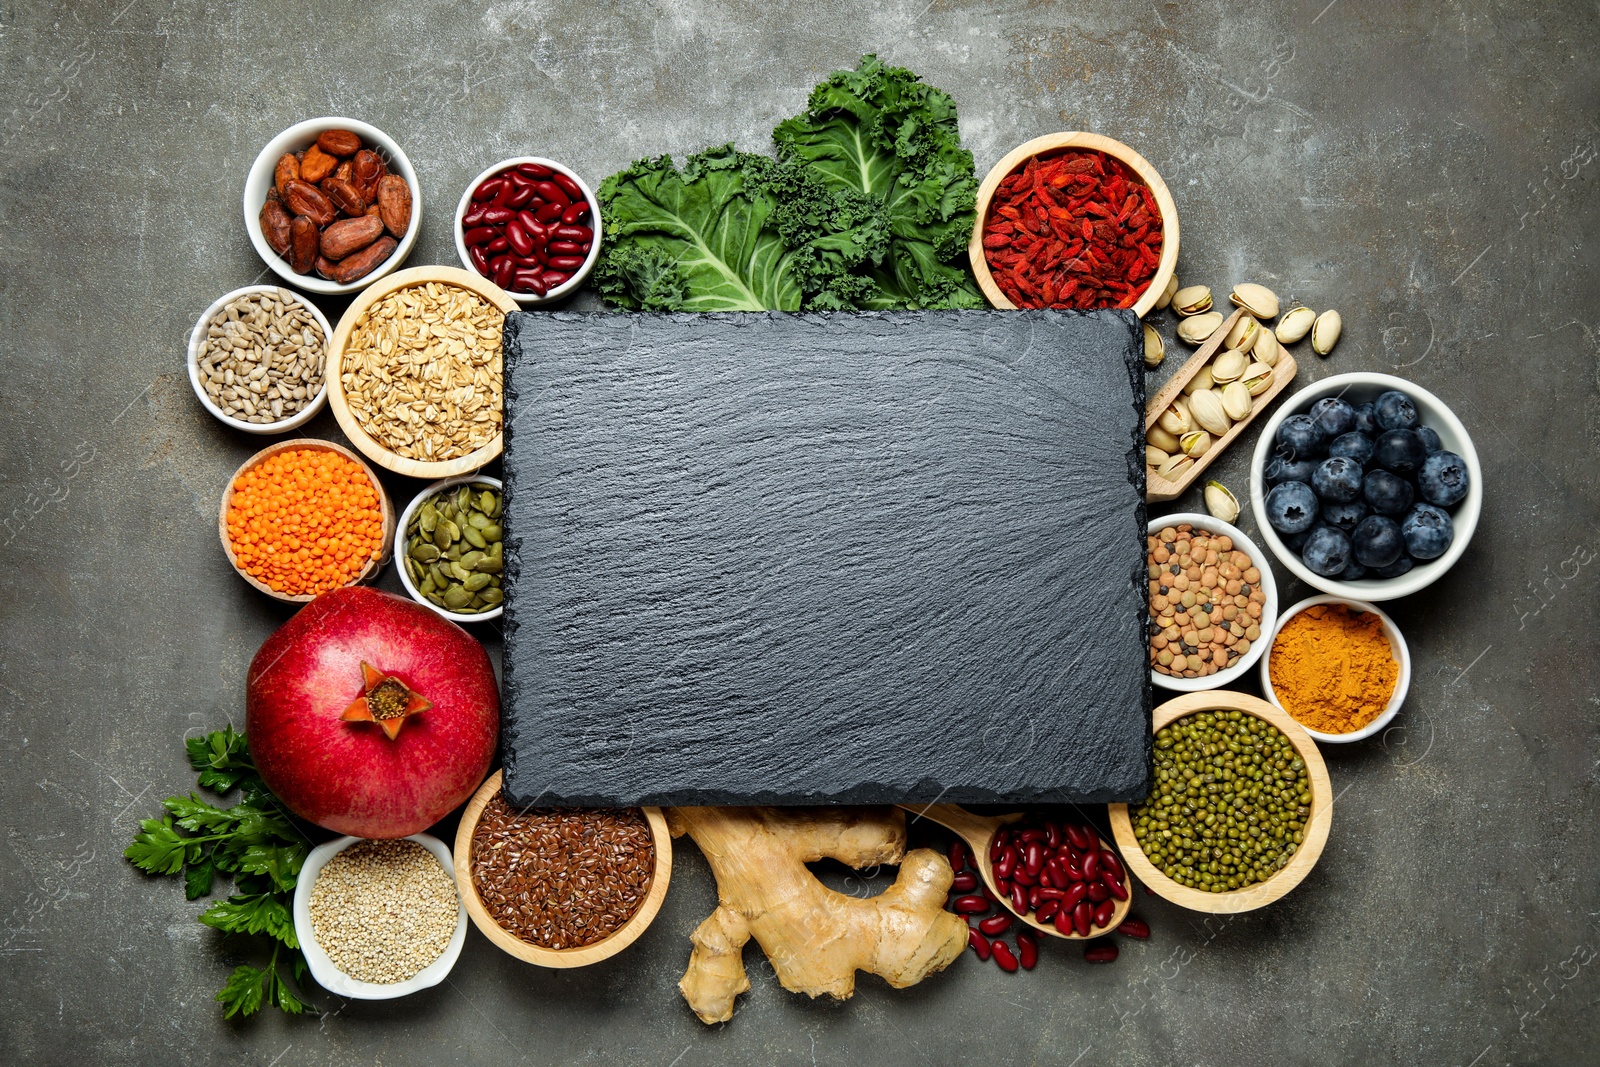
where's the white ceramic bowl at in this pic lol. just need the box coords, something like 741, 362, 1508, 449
187, 285, 332, 435
1147, 513, 1279, 692
1249, 373, 1482, 601
1259, 595, 1411, 744
243, 117, 421, 295
453, 156, 602, 305
395, 475, 504, 623
293, 833, 467, 1000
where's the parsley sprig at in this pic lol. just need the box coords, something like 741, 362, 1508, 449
124, 727, 313, 1017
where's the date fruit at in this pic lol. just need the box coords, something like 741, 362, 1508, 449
316, 129, 362, 158
376, 174, 412, 238
288, 216, 319, 274
329, 236, 397, 284
320, 215, 384, 260
260, 199, 293, 256
282, 179, 337, 227
299, 143, 338, 184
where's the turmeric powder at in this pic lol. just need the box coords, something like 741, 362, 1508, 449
1268, 604, 1398, 734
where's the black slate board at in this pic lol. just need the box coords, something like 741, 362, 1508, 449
501, 311, 1150, 807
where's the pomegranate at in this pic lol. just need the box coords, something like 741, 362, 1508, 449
246, 586, 499, 838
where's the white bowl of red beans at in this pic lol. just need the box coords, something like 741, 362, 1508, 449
453, 157, 601, 305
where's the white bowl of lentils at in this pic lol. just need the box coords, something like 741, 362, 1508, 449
188, 285, 331, 434
1146, 513, 1279, 693
293, 833, 467, 1000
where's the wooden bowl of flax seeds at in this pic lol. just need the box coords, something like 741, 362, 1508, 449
452, 771, 672, 968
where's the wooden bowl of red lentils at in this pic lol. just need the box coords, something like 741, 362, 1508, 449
218, 438, 395, 603
969, 131, 1179, 317
1147, 514, 1279, 692
452, 771, 673, 968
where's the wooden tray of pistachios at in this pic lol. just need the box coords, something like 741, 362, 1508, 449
1145, 306, 1298, 502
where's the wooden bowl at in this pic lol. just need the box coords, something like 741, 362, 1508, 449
326, 265, 517, 479
968, 132, 1179, 318
1109, 691, 1332, 913
218, 437, 395, 603
1146, 307, 1299, 502
452, 771, 672, 968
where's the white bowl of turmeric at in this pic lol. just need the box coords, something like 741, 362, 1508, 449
1259, 595, 1411, 744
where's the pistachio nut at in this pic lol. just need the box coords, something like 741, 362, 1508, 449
1176, 311, 1224, 345
1155, 274, 1179, 311
1146, 445, 1171, 468
1147, 424, 1181, 452
1204, 480, 1240, 523
1253, 328, 1282, 366
1312, 309, 1342, 356
1173, 394, 1192, 421
1230, 283, 1280, 320
1182, 365, 1216, 395
1173, 285, 1213, 317
1180, 429, 1212, 457
1220, 380, 1253, 420
1241, 362, 1274, 396
1157, 402, 1191, 436
1276, 306, 1316, 344
1143, 324, 1165, 368
1211, 349, 1248, 384
1223, 314, 1259, 352
1188, 388, 1231, 436
1155, 453, 1194, 480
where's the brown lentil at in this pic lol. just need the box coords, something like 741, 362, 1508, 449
470, 794, 654, 950
1148, 523, 1266, 678
308, 839, 459, 984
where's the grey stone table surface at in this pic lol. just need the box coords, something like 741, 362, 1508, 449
1, 2, 1595, 1065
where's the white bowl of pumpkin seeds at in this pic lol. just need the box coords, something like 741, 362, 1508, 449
188, 284, 331, 435
395, 475, 505, 623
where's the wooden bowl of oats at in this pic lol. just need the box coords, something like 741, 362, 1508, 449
327, 265, 517, 479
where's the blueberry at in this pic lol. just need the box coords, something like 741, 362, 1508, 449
1402, 503, 1454, 560
1339, 557, 1369, 581
1373, 429, 1427, 475
1351, 515, 1404, 568
1309, 397, 1356, 440
1283, 527, 1313, 553
1363, 469, 1415, 516
1321, 499, 1369, 532
1328, 432, 1375, 467
1353, 401, 1380, 437
1311, 456, 1364, 503
1415, 425, 1444, 454
1373, 556, 1415, 579
1265, 454, 1319, 486
1301, 526, 1353, 577
1417, 450, 1470, 507
1374, 389, 1419, 430
1265, 480, 1319, 534
1275, 414, 1326, 461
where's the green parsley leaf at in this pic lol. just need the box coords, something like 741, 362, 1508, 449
184, 857, 216, 900
216, 964, 267, 1019
124, 817, 190, 876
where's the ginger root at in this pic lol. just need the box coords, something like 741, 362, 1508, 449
666, 806, 967, 1024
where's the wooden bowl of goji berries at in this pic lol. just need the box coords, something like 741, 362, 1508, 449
970, 132, 1179, 317
219, 438, 395, 603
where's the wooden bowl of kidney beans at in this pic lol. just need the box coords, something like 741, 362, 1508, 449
453, 157, 601, 304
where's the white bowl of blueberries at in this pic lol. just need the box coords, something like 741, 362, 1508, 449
1249, 373, 1481, 601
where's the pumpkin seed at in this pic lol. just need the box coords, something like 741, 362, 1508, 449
462, 525, 487, 550
481, 523, 503, 542
463, 572, 492, 592
403, 480, 506, 615
410, 541, 440, 563
479, 587, 504, 606
443, 585, 472, 610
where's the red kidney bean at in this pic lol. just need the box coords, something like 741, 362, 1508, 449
1045, 858, 1069, 885
486, 236, 509, 254
506, 220, 535, 257
1035, 886, 1066, 901
1017, 931, 1039, 970
989, 837, 1004, 863
1086, 882, 1109, 903
968, 929, 991, 961
992, 941, 1019, 973
1072, 900, 1092, 937
948, 840, 967, 872
531, 180, 565, 203
561, 201, 590, 224
1092, 899, 1116, 929
515, 208, 541, 232
547, 255, 586, 270
1046, 823, 1062, 850
1065, 825, 1093, 852
492, 183, 511, 207
468, 244, 490, 273
1036, 898, 1059, 923
994, 848, 1016, 880
506, 184, 536, 209
1024, 842, 1045, 876
548, 240, 585, 256
554, 224, 593, 242
978, 914, 1012, 937
1100, 850, 1126, 882
1084, 942, 1119, 964
483, 206, 517, 225
464, 226, 497, 246
952, 895, 989, 915
950, 871, 977, 894
490, 256, 514, 289
1116, 918, 1150, 940
1061, 882, 1089, 910
462, 205, 489, 228
552, 172, 582, 200
535, 201, 565, 223
518, 162, 554, 179
1064, 862, 1084, 883
540, 269, 570, 288
506, 171, 533, 189
1053, 907, 1074, 936
1104, 876, 1129, 901
512, 271, 547, 296
514, 253, 544, 269
1009, 884, 1029, 916
1019, 829, 1046, 845
1082, 851, 1101, 882
472, 178, 504, 202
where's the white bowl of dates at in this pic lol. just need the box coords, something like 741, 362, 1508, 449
1146, 514, 1279, 693
244, 117, 421, 296
453, 156, 601, 305
395, 476, 505, 623
1249, 373, 1481, 601
187, 284, 331, 434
